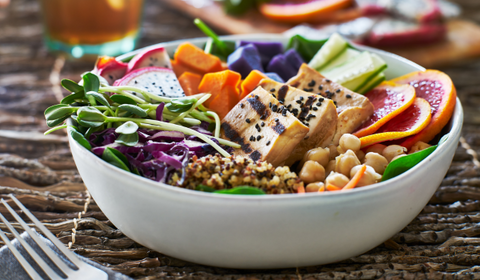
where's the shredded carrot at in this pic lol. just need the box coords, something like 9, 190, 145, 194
342, 165, 367, 190
297, 185, 305, 194
326, 184, 342, 191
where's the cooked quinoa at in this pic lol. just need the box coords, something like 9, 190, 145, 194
169, 154, 304, 194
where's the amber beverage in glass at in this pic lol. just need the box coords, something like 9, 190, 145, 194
39, 0, 144, 58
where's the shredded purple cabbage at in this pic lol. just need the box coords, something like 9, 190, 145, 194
88, 127, 225, 184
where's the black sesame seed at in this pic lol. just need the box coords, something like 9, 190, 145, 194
240, 103, 245, 108
272, 94, 276, 98
318, 85, 323, 90
319, 97, 325, 102
336, 89, 341, 93
308, 114, 316, 118
270, 88, 276, 92
269, 102, 272, 108
246, 118, 251, 123
272, 104, 278, 111
299, 96, 304, 101
316, 102, 322, 106
313, 107, 318, 111
346, 94, 352, 98
256, 135, 261, 141
250, 135, 255, 141
326, 79, 331, 83
261, 122, 265, 127
308, 80, 316, 87
255, 95, 259, 99
307, 96, 314, 99
275, 118, 279, 122
287, 104, 292, 109
266, 141, 271, 146
296, 100, 302, 104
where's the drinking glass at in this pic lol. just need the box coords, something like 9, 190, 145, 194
39, 0, 144, 58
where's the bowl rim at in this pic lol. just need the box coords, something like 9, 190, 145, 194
73, 34, 464, 201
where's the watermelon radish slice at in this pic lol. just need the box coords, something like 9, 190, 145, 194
113, 67, 185, 99
127, 47, 172, 73
354, 82, 416, 138
359, 98, 432, 148
93, 56, 128, 85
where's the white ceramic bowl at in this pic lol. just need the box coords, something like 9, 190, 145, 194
70, 34, 463, 269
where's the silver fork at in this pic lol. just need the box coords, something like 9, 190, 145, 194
0, 194, 108, 280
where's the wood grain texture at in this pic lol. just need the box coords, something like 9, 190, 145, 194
1, 0, 480, 279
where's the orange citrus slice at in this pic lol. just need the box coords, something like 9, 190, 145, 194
354, 81, 416, 138
389, 70, 457, 149
360, 98, 432, 148
259, 0, 354, 24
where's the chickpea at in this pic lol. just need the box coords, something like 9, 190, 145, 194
335, 150, 361, 177
299, 160, 326, 184
325, 160, 336, 175
325, 172, 350, 189
365, 144, 387, 155
327, 144, 339, 160
339, 133, 361, 153
356, 149, 365, 163
302, 147, 330, 167
409, 141, 431, 154
306, 182, 325, 192
363, 152, 389, 174
350, 165, 382, 187
382, 145, 407, 162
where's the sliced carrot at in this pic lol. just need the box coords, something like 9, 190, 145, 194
174, 42, 223, 74
198, 70, 242, 118
390, 70, 457, 149
178, 72, 203, 96
359, 98, 432, 148
342, 165, 367, 190
318, 185, 325, 192
239, 70, 270, 100
354, 82, 416, 138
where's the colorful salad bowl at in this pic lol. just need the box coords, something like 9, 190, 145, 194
69, 34, 463, 269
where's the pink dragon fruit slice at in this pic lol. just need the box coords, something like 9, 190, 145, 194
392, 0, 442, 24
113, 67, 185, 99
93, 56, 128, 85
127, 47, 172, 73
362, 18, 446, 48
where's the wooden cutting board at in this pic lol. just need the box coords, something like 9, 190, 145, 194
163, 0, 480, 68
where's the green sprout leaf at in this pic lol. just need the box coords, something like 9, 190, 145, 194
47, 115, 69, 128
102, 147, 130, 172
118, 104, 147, 117
82, 72, 100, 93
45, 105, 77, 121
115, 132, 139, 146
77, 106, 107, 127
61, 91, 86, 104
115, 121, 138, 135
61, 79, 83, 93
214, 186, 266, 195
67, 126, 92, 150
110, 94, 137, 105
166, 97, 197, 113
86, 91, 111, 108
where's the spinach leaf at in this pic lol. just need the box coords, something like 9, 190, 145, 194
287, 35, 328, 62
214, 186, 266, 195
102, 147, 130, 172
381, 146, 437, 182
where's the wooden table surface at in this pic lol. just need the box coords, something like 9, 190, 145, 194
2, 0, 480, 279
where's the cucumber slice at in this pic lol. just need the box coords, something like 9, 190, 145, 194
322, 52, 375, 84
308, 33, 348, 71
319, 48, 360, 72
341, 53, 387, 91
357, 72, 386, 94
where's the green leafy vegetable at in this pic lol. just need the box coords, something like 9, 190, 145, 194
115, 132, 139, 146
61, 91, 86, 104
115, 121, 139, 135
194, 18, 235, 58
196, 184, 216, 192
214, 186, 266, 195
102, 147, 130, 172
287, 34, 328, 62
61, 79, 83, 93
118, 104, 148, 117
166, 97, 197, 113
67, 126, 92, 150
85, 91, 110, 108
110, 94, 137, 105
77, 107, 107, 127
82, 72, 100, 93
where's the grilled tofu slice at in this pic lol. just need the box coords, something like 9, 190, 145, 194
287, 64, 374, 144
221, 87, 309, 167
259, 80, 337, 165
